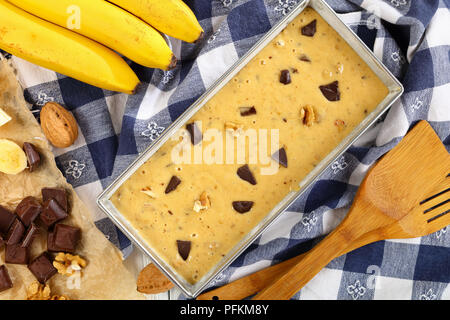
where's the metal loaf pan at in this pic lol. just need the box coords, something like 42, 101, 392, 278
97, 0, 403, 298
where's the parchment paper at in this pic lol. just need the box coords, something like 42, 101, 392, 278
0, 59, 144, 300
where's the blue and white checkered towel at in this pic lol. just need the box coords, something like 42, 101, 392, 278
3, 0, 449, 300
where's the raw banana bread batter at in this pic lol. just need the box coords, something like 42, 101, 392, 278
111, 8, 389, 284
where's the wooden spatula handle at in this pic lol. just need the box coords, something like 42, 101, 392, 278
197, 252, 304, 300
252, 226, 363, 300
197, 230, 381, 300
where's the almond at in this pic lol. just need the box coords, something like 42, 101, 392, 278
40, 102, 78, 148
137, 263, 174, 294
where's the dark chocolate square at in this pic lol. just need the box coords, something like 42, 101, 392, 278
0, 205, 16, 234
53, 224, 80, 253
42, 188, 68, 212
21, 223, 39, 248
15, 196, 42, 227
5, 244, 29, 265
40, 199, 68, 227
47, 231, 62, 253
28, 252, 57, 283
23, 142, 41, 172
5, 219, 25, 245
0, 265, 13, 293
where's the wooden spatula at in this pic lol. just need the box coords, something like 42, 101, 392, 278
251, 121, 450, 300
197, 174, 450, 300
197, 121, 450, 300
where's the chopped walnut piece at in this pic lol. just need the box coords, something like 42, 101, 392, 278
225, 122, 244, 137
193, 191, 211, 213
53, 252, 87, 276
334, 119, 346, 131
141, 186, 157, 199
26, 281, 69, 300
299, 105, 316, 126
336, 62, 344, 74
49, 295, 69, 300
27, 281, 50, 300
275, 39, 285, 47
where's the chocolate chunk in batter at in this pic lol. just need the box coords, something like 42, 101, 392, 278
299, 54, 311, 62
280, 70, 291, 85
272, 148, 288, 168
232, 201, 254, 214
301, 19, 317, 37
239, 106, 257, 117
319, 81, 340, 101
165, 176, 181, 194
186, 122, 202, 145
237, 165, 257, 185
177, 240, 191, 261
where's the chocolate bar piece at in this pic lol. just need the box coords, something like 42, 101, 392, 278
21, 223, 39, 248
52, 224, 81, 253
23, 142, 41, 172
15, 196, 42, 227
47, 230, 68, 253
5, 244, 29, 265
28, 252, 57, 283
0, 205, 16, 234
5, 219, 25, 245
0, 265, 13, 293
47, 231, 59, 252
40, 199, 68, 227
0, 235, 4, 249
42, 187, 68, 212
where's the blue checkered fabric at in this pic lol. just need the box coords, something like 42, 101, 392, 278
4, 0, 449, 300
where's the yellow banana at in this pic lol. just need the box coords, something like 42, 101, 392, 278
108, 0, 204, 43
7, 0, 176, 70
0, 0, 139, 94
0, 139, 28, 175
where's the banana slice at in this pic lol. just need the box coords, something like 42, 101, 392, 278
0, 108, 12, 127
0, 139, 28, 175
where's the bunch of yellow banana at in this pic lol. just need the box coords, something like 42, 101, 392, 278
0, 0, 204, 94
